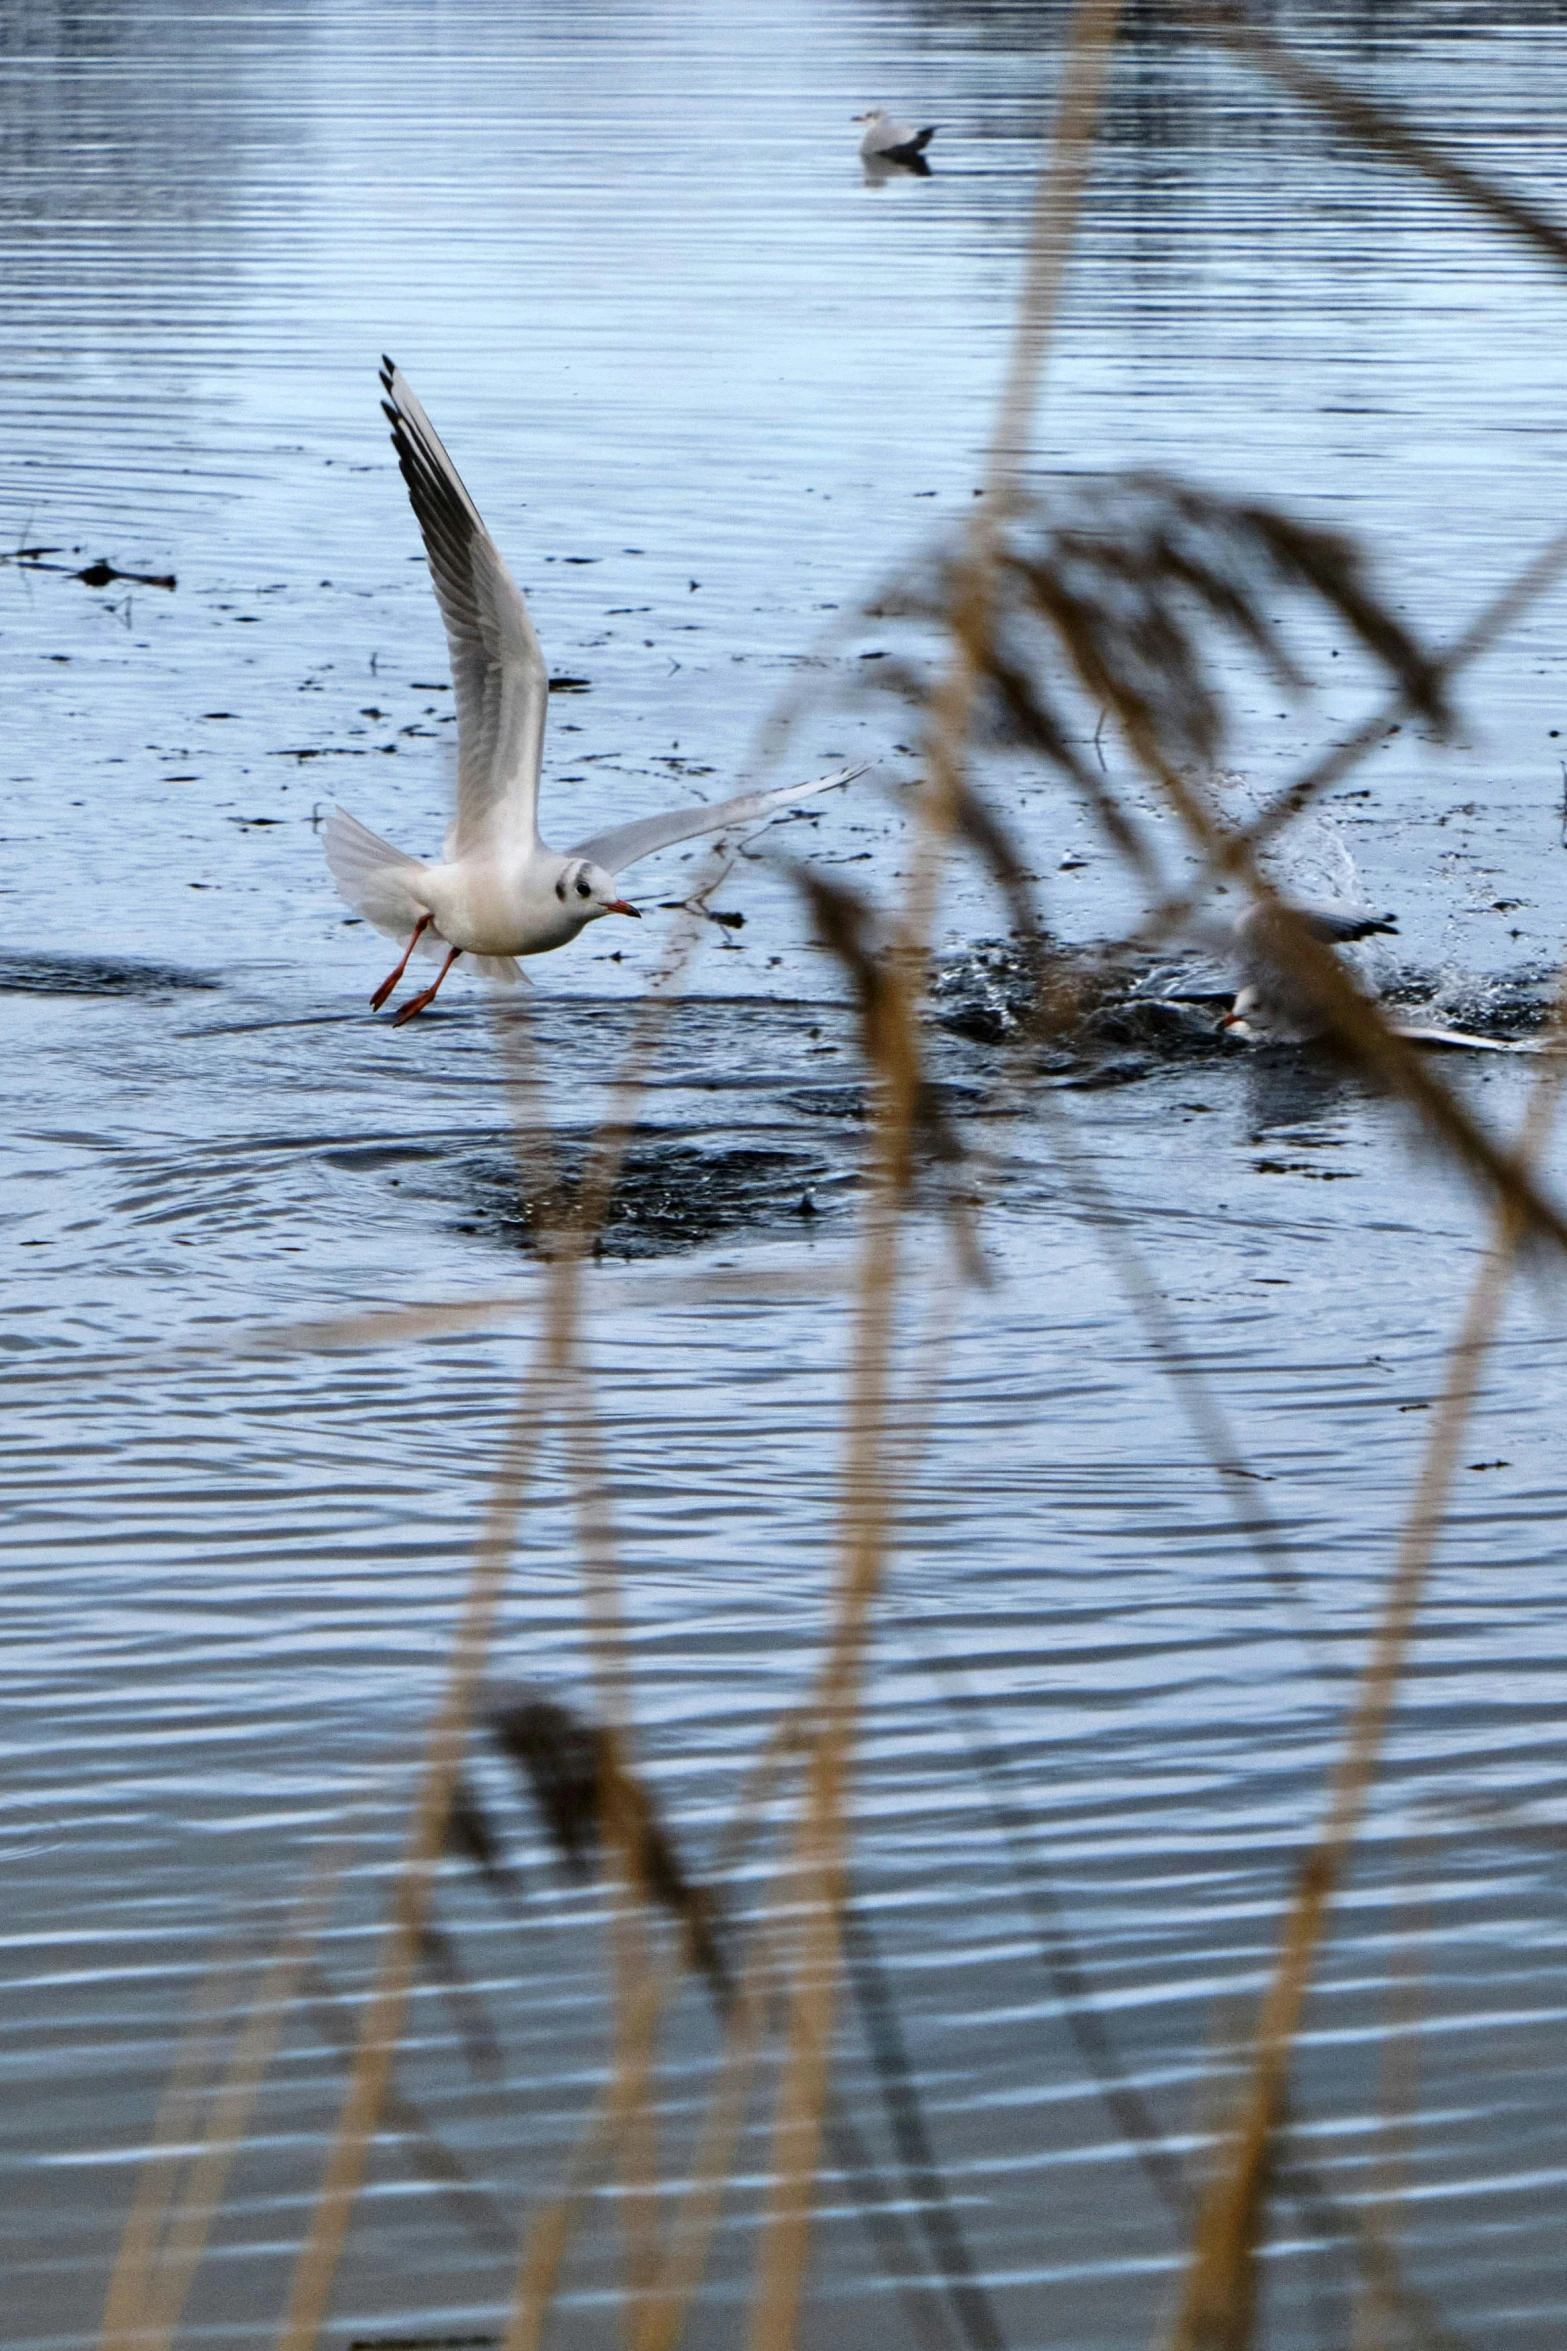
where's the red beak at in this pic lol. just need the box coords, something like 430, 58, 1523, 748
606, 898, 641, 918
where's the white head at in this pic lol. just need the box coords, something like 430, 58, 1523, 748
553, 857, 640, 924
1220, 983, 1318, 1046
852, 108, 887, 125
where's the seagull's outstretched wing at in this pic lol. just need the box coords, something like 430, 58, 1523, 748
381, 358, 547, 859
568, 764, 865, 879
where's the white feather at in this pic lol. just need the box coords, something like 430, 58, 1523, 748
322, 808, 434, 942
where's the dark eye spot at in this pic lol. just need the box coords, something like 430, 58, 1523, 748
576, 880, 591, 898
554, 877, 567, 901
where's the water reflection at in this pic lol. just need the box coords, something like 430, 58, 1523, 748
862, 151, 933, 184
1241, 1043, 1356, 1137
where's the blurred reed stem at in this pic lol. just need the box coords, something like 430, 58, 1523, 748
274, 877, 728, 2351
1166, 983, 1567, 2351
747, 8, 1124, 2347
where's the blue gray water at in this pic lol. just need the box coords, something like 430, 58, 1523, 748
5, 3, 1567, 2346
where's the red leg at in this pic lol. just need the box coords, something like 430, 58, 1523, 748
371, 913, 432, 1010
392, 945, 463, 1026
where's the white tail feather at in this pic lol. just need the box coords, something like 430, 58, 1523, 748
323, 807, 433, 942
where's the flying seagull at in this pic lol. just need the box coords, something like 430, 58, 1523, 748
854, 108, 937, 172
324, 360, 862, 1023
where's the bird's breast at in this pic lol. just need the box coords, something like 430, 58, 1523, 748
424, 856, 588, 957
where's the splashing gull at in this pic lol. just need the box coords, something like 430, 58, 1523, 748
1221, 901, 1542, 1051
1220, 901, 1398, 1044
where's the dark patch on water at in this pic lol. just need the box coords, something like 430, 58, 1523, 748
1073, 994, 1229, 1059
933, 937, 1224, 1059
0, 951, 219, 997
784, 1079, 987, 1122
453, 1138, 845, 1256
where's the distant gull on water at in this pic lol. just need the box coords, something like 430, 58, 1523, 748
854, 108, 937, 173
323, 361, 862, 1025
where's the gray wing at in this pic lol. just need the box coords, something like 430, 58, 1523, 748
1298, 905, 1398, 945
570, 765, 865, 878
381, 359, 547, 858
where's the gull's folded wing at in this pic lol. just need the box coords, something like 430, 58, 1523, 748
381, 358, 547, 859
569, 764, 865, 878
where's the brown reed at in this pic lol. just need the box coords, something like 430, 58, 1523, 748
98, 9, 1567, 2347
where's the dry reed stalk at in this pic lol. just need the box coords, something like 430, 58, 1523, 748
745, 11, 1124, 2348
1141, 520, 1567, 947
131, 1835, 363, 2351
272, 873, 732, 2350
554, 1376, 666, 2326
1164, 1000, 1567, 2351
502, 2117, 617, 2351
252, 1294, 539, 1355
251, 1263, 871, 1369
1185, 4, 1567, 276
1029, 1084, 1332, 1678
483, 1711, 808, 2351
98, 1939, 255, 2351
739, 1181, 905, 2351
485, 1666, 983, 2344
605, 1876, 668, 2325
1349, 1850, 1433, 2351
629, 1867, 794, 2351
274, 1357, 553, 2351
1112, 716, 1567, 1260
494, 1714, 806, 2351
296, 1959, 515, 2254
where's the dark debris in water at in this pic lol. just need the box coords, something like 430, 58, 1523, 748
0, 951, 218, 997
348, 2337, 499, 2350
456, 1138, 843, 1257
75, 558, 176, 591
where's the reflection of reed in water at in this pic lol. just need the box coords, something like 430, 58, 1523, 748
101, 10, 1567, 2351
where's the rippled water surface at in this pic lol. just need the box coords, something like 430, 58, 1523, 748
6, 4, 1567, 2346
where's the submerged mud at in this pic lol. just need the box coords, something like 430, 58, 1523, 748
455, 1137, 845, 1256
0, 950, 219, 997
